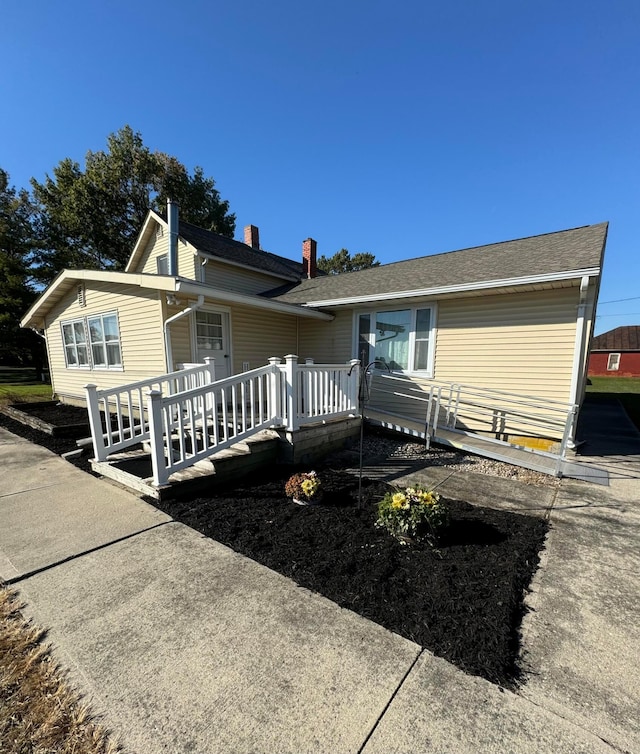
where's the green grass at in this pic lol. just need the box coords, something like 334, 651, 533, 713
586, 376, 640, 430
0, 366, 52, 406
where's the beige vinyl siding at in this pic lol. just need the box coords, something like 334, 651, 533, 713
366, 286, 581, 439
137, 232, 196, 279
45, 282, 165, 401
229, 305, 298, 374
298, 310, 353, 364
163, 297, 193, 370
202, 260, 288, 295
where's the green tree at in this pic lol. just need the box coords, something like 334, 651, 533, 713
31, 126, 235, 282
0, 169, 43, 367
317, 248, 380, 275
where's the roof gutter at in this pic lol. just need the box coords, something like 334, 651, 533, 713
296, 267, 601, 308
163, 295, 205, 371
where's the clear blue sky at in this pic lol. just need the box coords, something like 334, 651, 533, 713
2, 0, 639, 334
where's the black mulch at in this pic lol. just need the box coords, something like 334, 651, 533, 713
1, 403, 549, 688
11, 401, 89, 426
154, 467, 548, 688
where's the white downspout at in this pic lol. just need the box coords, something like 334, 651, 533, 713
567, 275, 590, 448
163, 295, 205, 371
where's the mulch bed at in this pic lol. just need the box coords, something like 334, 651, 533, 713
154, 468, 548, 688
1, 404, 549, 688
11, 401, 90, 426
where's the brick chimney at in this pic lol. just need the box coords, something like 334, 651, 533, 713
302, 238, 317, 279
244, 225, 260, 249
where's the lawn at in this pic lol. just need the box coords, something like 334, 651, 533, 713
0, 366, 52, 407
0, 583, 122, 754
586, 376, 640, 430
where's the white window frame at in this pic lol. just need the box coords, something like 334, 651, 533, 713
156, 254, 169, 275
353, 304, 437, 377
61, 318, 91, 370
87, 311, 123, 370
607, 352, 621, 371
60, 311, 123, 371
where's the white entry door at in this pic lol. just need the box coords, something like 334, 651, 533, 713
193, 309, 231, 380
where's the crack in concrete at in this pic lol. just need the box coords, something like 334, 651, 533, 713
5, 520, 174, 585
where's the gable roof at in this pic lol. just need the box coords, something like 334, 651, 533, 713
591, 326, 640, 352
178, 220, 305, 281
125, 211, 305, 282
20, 269, 332, 330
266, 222, 608, 306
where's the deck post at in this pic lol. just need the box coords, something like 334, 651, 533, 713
147, 389, 169, 486
348, 359, 360, 414
84, 383, 107, 461
268, 357, 282, 425
203, 356, 216, 383
284, 354, 299, 431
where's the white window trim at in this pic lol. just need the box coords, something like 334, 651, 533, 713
353, 303, 437, 378
156, 254, 169, 275
60, 311, 124, 371
607, 352, 621, 371
189, 304, 233, 375
60, 318, 91, 370
87, 311, 123, 370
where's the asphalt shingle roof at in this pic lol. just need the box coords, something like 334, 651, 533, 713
266, 223, 608, 305
591, 326, 640, 351
178, 220, 305, 280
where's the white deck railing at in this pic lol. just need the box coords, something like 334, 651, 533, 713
86, 356, 361, 487
85, 359, 216, 462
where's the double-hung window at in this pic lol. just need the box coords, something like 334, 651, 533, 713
61, 312, 122, 369
356, 306, 436, 376
62, 320, 90, 367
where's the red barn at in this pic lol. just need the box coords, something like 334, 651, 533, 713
588, 326, 640, 377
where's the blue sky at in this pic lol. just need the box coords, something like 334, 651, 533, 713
2, 0, 639, 334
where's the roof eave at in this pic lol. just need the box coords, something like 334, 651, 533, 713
196, 250, 301, 283
294, 267, 601, 308
176, 280, 333, 321
20, 270, 179, 329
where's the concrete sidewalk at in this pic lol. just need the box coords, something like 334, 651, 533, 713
1, 424, 638, 753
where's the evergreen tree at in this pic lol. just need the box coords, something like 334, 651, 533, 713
317, 248, 379, 274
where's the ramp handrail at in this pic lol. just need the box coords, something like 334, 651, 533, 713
369, 373, 577, 457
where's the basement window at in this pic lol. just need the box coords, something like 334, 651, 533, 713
607, 353, 621, 371
356, 305, 436, 376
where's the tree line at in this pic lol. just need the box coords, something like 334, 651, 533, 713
1, 125, 377, 366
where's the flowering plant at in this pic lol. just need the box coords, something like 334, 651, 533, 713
376, 485, 448, 544
285, 471, 322, 503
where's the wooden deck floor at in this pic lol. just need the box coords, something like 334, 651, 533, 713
364, 409, 609, 485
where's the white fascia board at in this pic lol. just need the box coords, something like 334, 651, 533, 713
298, 267, 601, 308
196, 251, 300, 283
124, 211, 165, 272
176, 280, 333, 321
20, 269, 179, 328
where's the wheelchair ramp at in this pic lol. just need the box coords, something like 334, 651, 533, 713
364, 408, 609, 485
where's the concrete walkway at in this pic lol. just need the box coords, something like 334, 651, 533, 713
1, 417, 638, 754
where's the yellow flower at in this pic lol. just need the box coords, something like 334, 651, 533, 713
392, 492, 406, 506
301, 479, 315, 495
